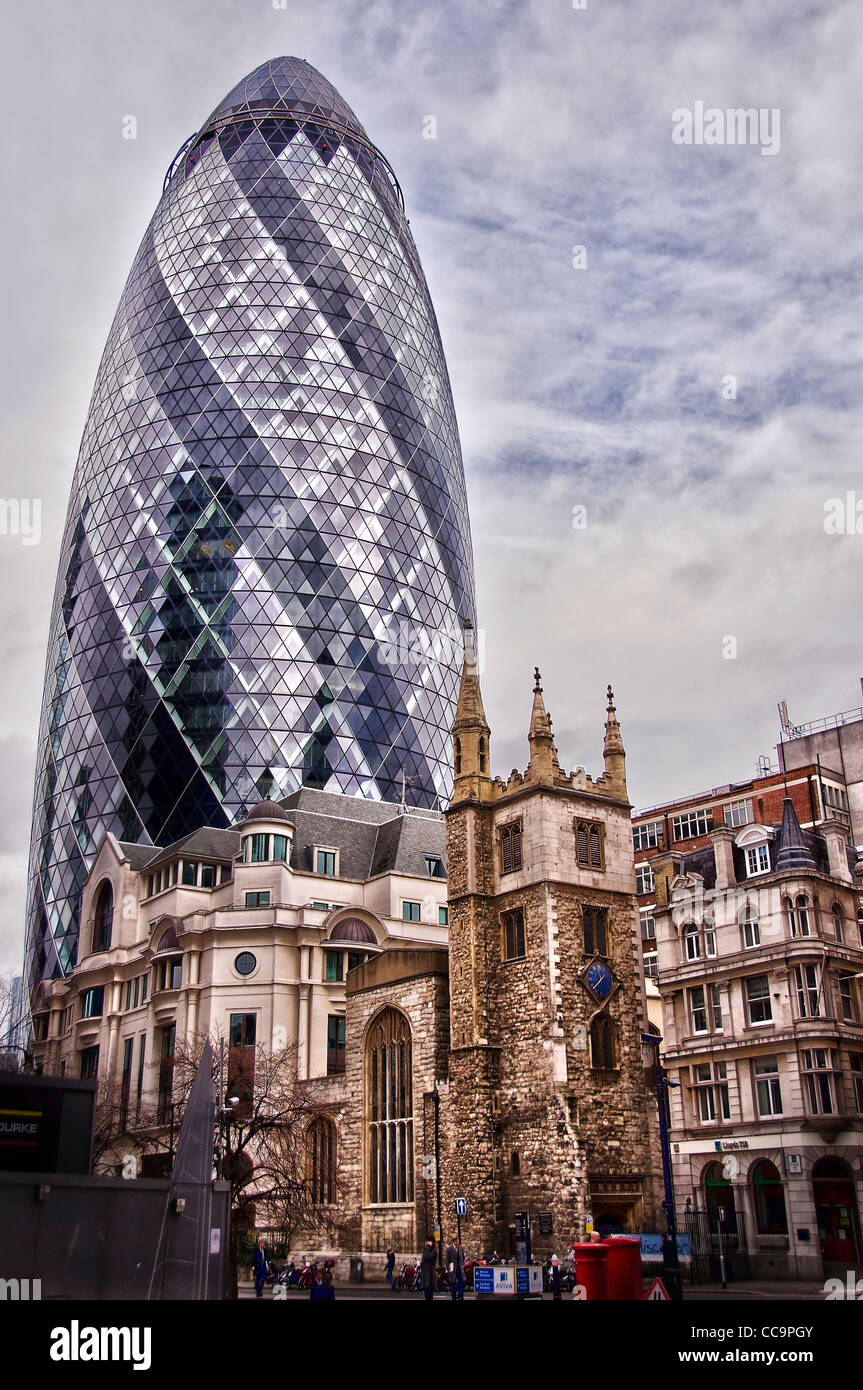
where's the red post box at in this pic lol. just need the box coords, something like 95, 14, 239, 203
571, 1242, 608, 1300
604, 1236, 643, 1300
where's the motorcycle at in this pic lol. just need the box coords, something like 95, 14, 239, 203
297, 1260, 317, 1289
393, 1258, 419, 1291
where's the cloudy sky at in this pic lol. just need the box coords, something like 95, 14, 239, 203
1, 0, 862, 971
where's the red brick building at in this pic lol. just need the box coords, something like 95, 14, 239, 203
632, 764, 853, 979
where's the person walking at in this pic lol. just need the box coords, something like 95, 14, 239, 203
419, 1238, 437, 1302
251, 1236, 269, 1298
385, 1247, 396, 1290
549, 1254, 562, 1300
445, 1236, 465, 1300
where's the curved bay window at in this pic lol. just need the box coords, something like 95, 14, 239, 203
367, 1009, 413, 1205
751, 1159, 788, 1235
92, 881, 113, 953
307, 1116, 337, 1206
786, 894, 811, 938
590, 1013, 616, 1070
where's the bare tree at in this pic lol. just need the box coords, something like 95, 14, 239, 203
0, 971, 26, 1071
90, 1027, 337, 1294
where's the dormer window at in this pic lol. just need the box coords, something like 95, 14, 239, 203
241, 833, 290, 864
424, 855, 444, 878
316, 849, 337, 877
745, 844, 770, 877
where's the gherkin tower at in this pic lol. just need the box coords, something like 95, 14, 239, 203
25, 57, 475, 984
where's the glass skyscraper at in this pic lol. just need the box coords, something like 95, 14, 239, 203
25, 57, 475, 984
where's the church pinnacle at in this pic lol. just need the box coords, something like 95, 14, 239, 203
526, 667, 562, 782
452, 620, 491, 799
601, 684, 627, 798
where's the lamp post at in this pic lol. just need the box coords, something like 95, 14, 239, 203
642, 1032, 682, 1301
433, 1084, 443, 1271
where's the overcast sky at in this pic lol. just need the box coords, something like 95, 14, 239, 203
1, 0, 862, 972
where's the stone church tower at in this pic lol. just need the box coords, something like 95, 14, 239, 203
441, 624, 662, 1253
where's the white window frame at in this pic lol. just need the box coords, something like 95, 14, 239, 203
633, 821, 662, 851
754, 1056, 783, 1117
314, 847, 339, 877
745, 844, 770, 877
794, 963, 821, 1018
635, 863, 655, 895
724, 799, 752, 828
740, 906, 760, 949
745, 973, 773, 1026
672, 808, 714, 842
688, 985, 708, 1034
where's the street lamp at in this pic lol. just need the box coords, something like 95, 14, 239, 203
642, 1033, 683, 1301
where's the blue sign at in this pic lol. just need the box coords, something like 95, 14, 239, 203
455, 1197, 467, 1217
474, 1266, 494, 1294
515, 1267, 530, 1293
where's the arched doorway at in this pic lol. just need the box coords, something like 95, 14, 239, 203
703, 1161, 739, 1234
812, 1157, 861, 1265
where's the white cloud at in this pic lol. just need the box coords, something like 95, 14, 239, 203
1, 0, 861, 966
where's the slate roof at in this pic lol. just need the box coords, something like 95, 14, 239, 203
277, 787, 445, 878
123, 788, 445, 881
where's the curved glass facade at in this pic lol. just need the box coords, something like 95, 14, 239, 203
25, 57, 475, 983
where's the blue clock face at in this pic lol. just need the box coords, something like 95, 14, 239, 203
585, 959, 614, 1002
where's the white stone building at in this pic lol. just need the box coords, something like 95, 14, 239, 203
30, 789, 449, 1156
653, 796, 863, 1280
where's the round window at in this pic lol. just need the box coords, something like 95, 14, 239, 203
235, 951, 257, 977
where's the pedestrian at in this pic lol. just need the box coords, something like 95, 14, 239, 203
419, 1238, 437, 1302
251, 1235, 269, 1298
310, 1271, 335, 1301
385, 1247, 396, 1290
549, 1254, 561, 1300
445, 1235, 465, 1300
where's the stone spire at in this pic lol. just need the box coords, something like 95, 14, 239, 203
775, 795, 816, 872
526, 667, 562, 782
600, 684, 627, 799
452, 621, 491, 801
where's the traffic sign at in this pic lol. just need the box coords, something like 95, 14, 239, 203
645, 1277, 670, 1301
455, 1197, 467, 1217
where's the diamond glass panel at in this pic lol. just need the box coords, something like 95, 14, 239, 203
25, 58, 476, 985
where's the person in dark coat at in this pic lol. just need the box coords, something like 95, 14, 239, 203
549, 1254, 562, 1300
445, 1237, 465, 1300
251, 1236, 269, 1298
419, 1239, 437, 1302
309, 1272, 335, 1301
385, 1247, 396, 1290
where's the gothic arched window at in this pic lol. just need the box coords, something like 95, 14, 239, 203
92, 881, 113, 953
307, 1116, 337, 1206
367, 1009, 413, 1205
590, 1014, 616, 1070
